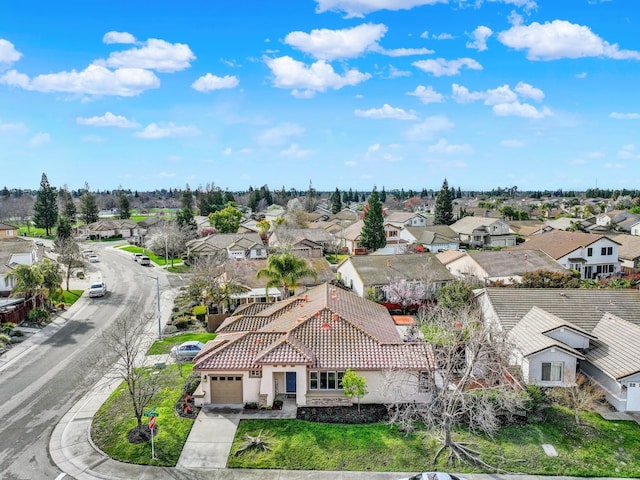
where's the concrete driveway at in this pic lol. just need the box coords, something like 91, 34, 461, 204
177, 405, 243, 469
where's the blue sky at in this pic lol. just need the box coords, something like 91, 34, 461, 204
1, 0, 639, 193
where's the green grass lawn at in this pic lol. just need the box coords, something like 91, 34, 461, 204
51, 289, 83, 306
119, 245, 182, 266
325, 253, 348, 264
229, 407, 640, 477
147, 332, 217, 355
167, 264, 191, 273
91, 364, 195, 467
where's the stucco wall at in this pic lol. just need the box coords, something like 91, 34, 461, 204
527, 349, 577, 386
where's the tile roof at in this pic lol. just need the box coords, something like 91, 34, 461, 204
435, 249, 467, 265
450, 216, 504, 234
587, 313, 640, 380
610, 233, 640, 260
341, 253, 454, 285
467, 249, 569, 277
195, 283, 433, 371
510, 230, 616, 260
508, 307, 585, 358
478, 287, 640, 332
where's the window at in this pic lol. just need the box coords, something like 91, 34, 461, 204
309, 371, 345, 390
541, 362, 563, 382
587, 248, 593, 257
250, 370, 262, 378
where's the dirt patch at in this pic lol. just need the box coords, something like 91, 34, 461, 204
296, 404, 388, 424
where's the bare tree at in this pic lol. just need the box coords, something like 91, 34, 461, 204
55, 238, 85, 291
386, 305, 528, 469
146, 221, 195, 267
382, 279, 429, 314
547, 373, 604, 425
100, 315, 165, 442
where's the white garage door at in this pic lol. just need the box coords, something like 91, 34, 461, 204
210, 375, 243, 404
627, 383, 640, 411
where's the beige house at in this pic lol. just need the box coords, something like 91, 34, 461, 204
0, 223, 18, 240
450, 216, 517, 248
193, 283, 433, 407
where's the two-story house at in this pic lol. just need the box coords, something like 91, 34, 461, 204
449, 216, 517, 248
511, 230, 620, 279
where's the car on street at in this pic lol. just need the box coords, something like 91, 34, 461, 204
133, 253, 143, 262
139, 255, 150, 266
88, 254, 100, 263
88, 281, 107, 298
398, 473, 467, 480
170, 341, 205, 361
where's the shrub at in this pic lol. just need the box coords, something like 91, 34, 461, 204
193, 305, 207, 316
163, 325, 178, 335
173, 317, 192, 330
0, 333, 11, 347
28, 308, 50, 323
0, 322, 15, 335
182, 372, 202, 396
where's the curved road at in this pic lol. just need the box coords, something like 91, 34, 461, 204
0, 243, 182, 480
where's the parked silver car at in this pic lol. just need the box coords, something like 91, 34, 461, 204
170, 341, 205, 361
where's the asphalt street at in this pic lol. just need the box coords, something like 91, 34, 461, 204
0, 242, 176, 480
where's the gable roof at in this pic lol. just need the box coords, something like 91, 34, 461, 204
587, 313, 640, 380
404, 226, 459, 245
466, 249, 569, 277
450, 216, 506, 234
610, 233, 640, 260
508, 307, 588, 358
478, 287, 640, 333
195, 283, 432, 371
0, 222, 18, 231
511, 230, 618, 260
336, 219, 364, 241
186, 232, 264, 253
435, 249, 467, 265
341, 253, 454, 285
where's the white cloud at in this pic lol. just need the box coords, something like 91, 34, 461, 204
407, 85, 444, 104
387, 65, 411, 78
427, 138, 474, 155
76, 112, 140, 128
265, 56, 370, 97
257, 123, 304, 146
284, 23, 387, 61
280, 143, 312, 158
97, 38, 196, 72
451, 84, 484, 103
405, 115, 453, 141
420, 31, 429, 39
314, 0, 446, 19
433, 33, 454, 40
158, 171, 176, 177
0, 65, 160, 96
466, 26, 493, 51
412, 57, 482, 76
191, 73, 239, 92
134, 123, 201, 139
492, 101, 551, 118
0, 39, 22, 66
610, 112, 640, 120
514, 81, 544, 101
0, 121, 27, 134
501, 139, 526, 148
377, 46, 434, 57
355, 104, 418, 120
484, 85, 519, 105
102, 31, 137, 45
575, 72, 587, 79
29, 132, 50, 147
498, 20, 640, 61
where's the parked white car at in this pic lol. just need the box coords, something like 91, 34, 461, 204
88, 281, 107, 298
88, 254, 100, 263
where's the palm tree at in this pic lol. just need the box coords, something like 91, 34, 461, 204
37, 260, 63, 308
5, 264, 44, 309
256, 252, 318, 299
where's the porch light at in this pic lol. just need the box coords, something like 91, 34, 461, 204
202, 376, 208, 383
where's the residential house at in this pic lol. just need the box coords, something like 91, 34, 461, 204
185, 233, 267, 261
384, 211, 432, 228
508, 220, 553, 238
78, 218, 142, 240
0, 238, 39, 296
400, 226, 460, 252
268, 228, 335, 258
337, 253, 454, 299
511, 230, 620, 279
440, 249, 570, 285
476, 287, 640, 412
610, 234, 640, 274
334, 220, 365, 255
631, 221, 640, 237
449, 216, 517, 248
0, 223, 18, 240
192, 283, 432, 407
545, 217, 592, 231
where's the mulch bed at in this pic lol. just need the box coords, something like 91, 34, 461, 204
297, 404, 388, 424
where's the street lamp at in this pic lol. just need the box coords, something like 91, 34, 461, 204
143, 274, 162, 340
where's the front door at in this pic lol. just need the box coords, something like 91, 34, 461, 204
285, 372, 297, 393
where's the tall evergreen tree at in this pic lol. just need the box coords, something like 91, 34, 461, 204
78, 183, 99, 224
33, 173, 58, 235
434, 178, 454, 225
55, 215, 72, 241
331, 187, 342, 214
360, 187, 386, 252
117, 187, 131, 219
380, 186, 387, 203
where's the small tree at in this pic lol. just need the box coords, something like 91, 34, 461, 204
548, 374, 604, 425
208, 203, 243, 233
382, 279, 429, 314
37, 259, 62, 309
256, 252, 318, 299
55, 237, 85, 291
5, 264, 43, 309
342, 369, 367, 412
100, 315, 165, 442
435, 280, 474, 312
56, 215, 72, 241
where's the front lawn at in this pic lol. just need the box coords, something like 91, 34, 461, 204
91, 364, 195, 466
229, 406, 640, 477
147, 332, 217, 355
51, 289, 83, 306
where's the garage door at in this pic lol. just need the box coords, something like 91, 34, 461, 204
210, 375, 243, 404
